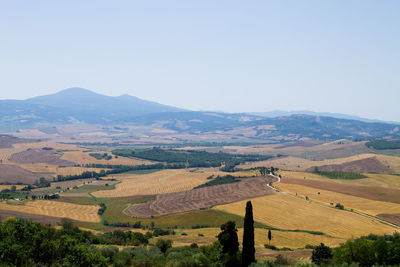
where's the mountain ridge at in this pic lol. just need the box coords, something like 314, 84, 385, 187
0, 88, 399, 141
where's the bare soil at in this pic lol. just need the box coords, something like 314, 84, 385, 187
0, 164, 54, 183
0, 135, 29, 148
0, 209, 64, 225
282, 177, 400, 204
306, 157, 393, 174
126, 176, 276, 218
10, 148, 74, 166
376, 214, 400, 226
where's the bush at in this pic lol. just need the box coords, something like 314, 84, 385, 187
311, 243, 332, 265
156, 239, 173, 254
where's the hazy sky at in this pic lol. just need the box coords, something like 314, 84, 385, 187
0, 1, 399, 121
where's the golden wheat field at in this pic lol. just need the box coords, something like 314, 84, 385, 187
60, 150, 153, 166
275, 183, 400, 216
92, 168, 255, 198
214, 193, 397, 243
238, 153, 377, 171
279, 170, 400, 188
0, 185, 25, 190
0, 200, 100, 222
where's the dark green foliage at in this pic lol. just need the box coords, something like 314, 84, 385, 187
98, 202, 107, 215
333, 233, 400, 266
366, 139, 400, 150
0, 217, 107, 266
242, 201, 255, 267
34, 177, 51, 187
217, 221, 241, 266
268, 229, 272, 245
311, 243, 332, 265
112, 147, 272, 170
313, 167, 367, 180
89, 152, 113, 160
218, 221, 239, 255
335, 203, 344, 210
156, 239, 173, 254
194, 175, 240, 189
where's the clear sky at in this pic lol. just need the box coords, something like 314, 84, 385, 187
0, 1, 399, 121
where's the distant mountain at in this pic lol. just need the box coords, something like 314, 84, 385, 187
0, 87, 184, 125
1, 88, 399, 141
251, 110, 400, 125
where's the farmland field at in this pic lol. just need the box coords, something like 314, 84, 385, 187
214, 193, 398, 244
274, 182, 400, 217
151, 227, 342, 250
9, 148, 75, 166
0, 164, 53, 183
0, 200, 100, 222
92, 168, 255, 198
126, 176, 276, 217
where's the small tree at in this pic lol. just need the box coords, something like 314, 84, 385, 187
217, 221, 239, 255
155, 239, 172, 254
217, 221, 240, 266
268, 230, 272, 245
311, 243, 332, 265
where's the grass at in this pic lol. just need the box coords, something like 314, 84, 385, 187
122, 169, 161, 174
96, 195, 264, 229
56, 196, 97, 205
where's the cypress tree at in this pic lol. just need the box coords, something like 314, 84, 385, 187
242, 201, 255, 267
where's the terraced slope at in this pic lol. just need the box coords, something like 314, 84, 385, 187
126, 176, 276, 217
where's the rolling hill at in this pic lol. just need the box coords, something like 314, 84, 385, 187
0, 88, 399, 141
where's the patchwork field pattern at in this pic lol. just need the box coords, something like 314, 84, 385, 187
305, 157, 393, 174
0, 200, 100, 222
275, 182, 400, 217
10, 148, 75, 166
61, 150, 153, 166
0, 164, 53, 183
126, 176, 276, 217
214, 193, 397, 244
280, 176, 400, 204
92, 168, 255, 198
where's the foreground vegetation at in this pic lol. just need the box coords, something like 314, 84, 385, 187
1, 211, 400, 266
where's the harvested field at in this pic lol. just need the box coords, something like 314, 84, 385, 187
0, 164, 53, 183
375, 154, 400, 173
239, 154, 379, 172
306, 157, 393, 174
376, 214, 400, 226
92, 168, 254, 198
126, 176, 276, 217
0, 185, 25, 190
214, 193, 397, 242
0, 209, 63, 225
61, 150, 153, 166
275, 183, 400, 216
281, 176, 400, 204
33, 178, 118, 191
0, 135, 29, 148
0, 200, 100, 222
279, 170, 400, 188
10, 148, 74, 166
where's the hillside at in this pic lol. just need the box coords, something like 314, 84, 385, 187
0, 88, 399, 141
